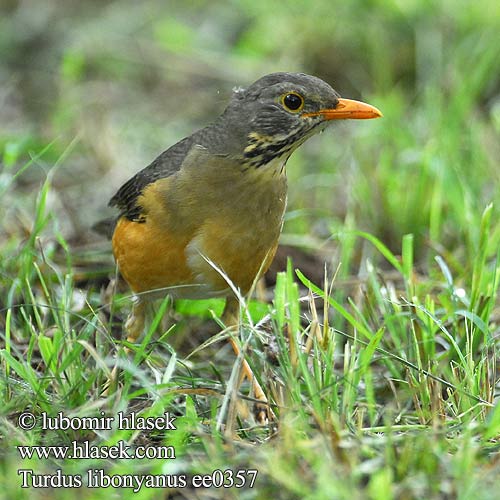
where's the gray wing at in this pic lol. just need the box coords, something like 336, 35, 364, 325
109, 135, 196, 221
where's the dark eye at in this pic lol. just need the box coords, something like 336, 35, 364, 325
282, 92, 304, 112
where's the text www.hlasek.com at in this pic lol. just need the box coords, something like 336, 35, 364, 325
18, 440, 173, 460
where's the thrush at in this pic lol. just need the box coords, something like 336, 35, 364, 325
109, 72, 382, 420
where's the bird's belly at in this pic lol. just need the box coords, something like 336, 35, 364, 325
186, 217, 281, 296
112, 213, 281, 299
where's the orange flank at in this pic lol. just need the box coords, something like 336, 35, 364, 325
112, 216, 194, 294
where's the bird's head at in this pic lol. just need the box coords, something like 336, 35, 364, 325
215, 72, 382, 168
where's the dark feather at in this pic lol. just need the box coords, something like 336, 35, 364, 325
109, 136, 196, 220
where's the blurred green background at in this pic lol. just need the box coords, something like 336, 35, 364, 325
2, 0, 498, 274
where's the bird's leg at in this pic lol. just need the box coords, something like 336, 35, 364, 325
222, 296, 272, 423
124, 296, 147, 343
104, 296, 147, 394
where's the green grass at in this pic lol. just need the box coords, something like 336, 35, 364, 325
1, 0, 500, 498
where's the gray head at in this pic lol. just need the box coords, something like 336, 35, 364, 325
208, 72, 382, 167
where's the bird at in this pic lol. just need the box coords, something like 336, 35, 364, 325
108, 72, 382, 420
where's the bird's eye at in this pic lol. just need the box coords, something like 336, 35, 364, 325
281, 92, 304, 112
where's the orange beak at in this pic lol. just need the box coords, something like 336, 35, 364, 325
304, 98, 383, 120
